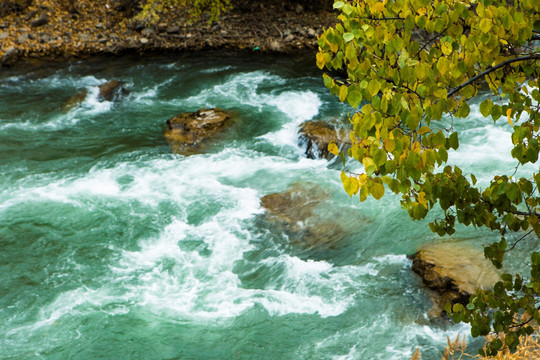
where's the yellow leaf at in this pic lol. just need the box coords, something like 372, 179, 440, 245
328, 142, 339, 156
507, 108, 513, 125
343, 176, 360, 197
372, 2, 385, 13
441, 42, 452, 56
417, 126, 431, 135
316, 52, 325, 69
339, 85, 348, 102
370, 182, 385, 200
418, 191, 428, 208
358, 174, 368, 186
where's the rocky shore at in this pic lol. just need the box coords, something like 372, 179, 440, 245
0, 1, 337, 66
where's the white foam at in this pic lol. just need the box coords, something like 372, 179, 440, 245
259, 90, 323, 148
181, 71, 286, 109
200, 65, 236, 74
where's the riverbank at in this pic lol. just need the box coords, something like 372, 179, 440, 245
0, 1, 337, 67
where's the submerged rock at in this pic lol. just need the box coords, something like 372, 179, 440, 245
261, 182, 346, 249
62, 89, 88, 112
410, 241, 500, 318
298, 121, 348, 159
97, 80, 128, 102
164, 108, 231, 155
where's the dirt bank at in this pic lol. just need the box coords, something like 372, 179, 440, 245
0, 1, 337, 66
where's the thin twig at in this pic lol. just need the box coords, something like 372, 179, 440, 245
448, 54, 540, 98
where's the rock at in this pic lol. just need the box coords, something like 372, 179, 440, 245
0, 32, 8, 40
29, 13, 49, 27
17, 32, 28, 44
157, 23, 168, 32
284, 34, 294, 42
166, 25, 180, 34
307, 28, 316, 38
24, 10, 38, 21
261, 183, 345, 249
164, 108, 231, 155
410, 241, 500, 318
295, 4, 304, 14
139, 37, 148, 44
97, 80, 128, 102
141, 27, 155, 36
62, 89, 88, 112
298, 121, 348, 159
1, 47, 19, 66
39, 32, 50, 43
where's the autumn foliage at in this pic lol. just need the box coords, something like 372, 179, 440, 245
318, 0, 539, 355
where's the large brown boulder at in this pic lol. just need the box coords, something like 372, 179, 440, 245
97, 80, 128, 102
410, 241, 500, 318
164, 108, 231, 155
298, 121, 348, 159
261, 182, 345, 249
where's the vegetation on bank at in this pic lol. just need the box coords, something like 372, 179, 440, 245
319, 0, 539, 356
0, 0, 336, 64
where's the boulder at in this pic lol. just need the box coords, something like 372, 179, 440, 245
298, 120, 347, 159
62, 89, 88, 112
17, 32, 28, 44
97, 80, 128, 102
29, 13, 49, 27
1, 47, 19, 66
164, 108, 231, 155
166, 25, 180, 34
410, 241, 500, 318
261, 183, 345, 249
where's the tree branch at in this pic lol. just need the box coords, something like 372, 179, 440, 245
448, 54, 540, 98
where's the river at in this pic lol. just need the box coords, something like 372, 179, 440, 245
0, 53, 532, 359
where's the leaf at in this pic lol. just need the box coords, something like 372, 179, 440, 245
507, 108, 513, 125
343, 32, 354, 42
328, 142, 339, 156
342, 4, 353, 15
417, 126, 431, 135
418, 191, 428, 208
441, 42, 453, 55
372, 2, 385, 13
343, 176, 360, 197
479, 18, 492, 33
373, 148, 387, 166
333, 1, 345, 9
368, 79, 381, 97
371, 182, 385, 200
480, 99, 493, 117
448, 132, 459, 150
347, 86, 363, 108
339, 85, 348, 102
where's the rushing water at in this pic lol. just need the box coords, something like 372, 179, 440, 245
0, 53, 534, 359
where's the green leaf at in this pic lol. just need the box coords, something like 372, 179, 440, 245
448, 132, 459, 150
333, 1, 345, 9
368, 79, 381, 97
373, 148, 387, 166
480, 99, 493, 117
343, 32, 354, 42
347, 85, 363, 108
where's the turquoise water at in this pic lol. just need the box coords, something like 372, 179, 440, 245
0, 54, 532, 359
